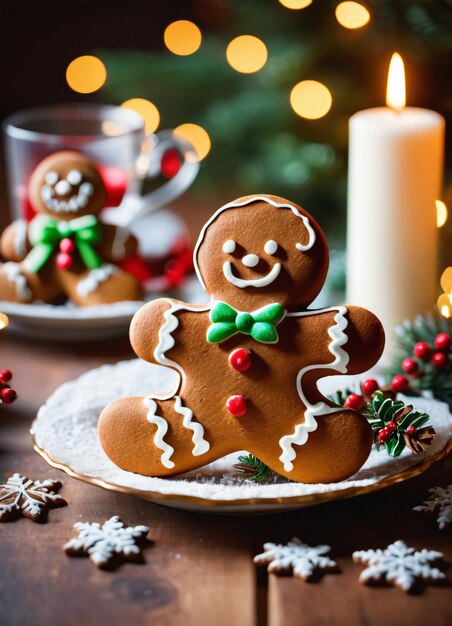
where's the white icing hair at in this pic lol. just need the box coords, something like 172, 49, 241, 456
193, 195, 317, 290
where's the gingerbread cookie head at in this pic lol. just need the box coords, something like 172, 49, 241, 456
28, 151, 107, 220
194, 195, 329, 311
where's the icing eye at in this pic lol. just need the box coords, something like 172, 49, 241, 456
264, 240, 278, 255
223, 240, 236, 254
45, 171, 59, 186
67, 169, 83, 186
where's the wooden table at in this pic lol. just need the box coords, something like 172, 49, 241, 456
1, 326, 452, 626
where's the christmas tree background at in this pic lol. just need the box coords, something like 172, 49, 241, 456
95, 0, 452, 256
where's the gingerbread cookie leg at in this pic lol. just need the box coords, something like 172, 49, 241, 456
56, 264, 143, 306
0, 262, 63, 304
99, 395, 221, 476
264, 408, 373, 483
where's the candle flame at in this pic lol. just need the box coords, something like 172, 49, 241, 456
386, 52, 406, 112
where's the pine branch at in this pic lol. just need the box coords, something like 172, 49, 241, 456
234, 454, 271, 482
387, 310, 452, 409
362, 391, 435, 457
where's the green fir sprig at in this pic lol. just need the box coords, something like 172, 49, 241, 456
234, 454, 271, 482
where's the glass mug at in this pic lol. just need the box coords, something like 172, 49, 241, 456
2, 103, 199, 225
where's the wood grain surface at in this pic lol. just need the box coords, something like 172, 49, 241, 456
1, 331, 451, 626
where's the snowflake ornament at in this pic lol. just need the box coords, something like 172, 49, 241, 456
353, 540, 447, 593
64, 516, 150, 569
0, 473, 66, 522
254, 537, 338, 581
413, 485, 452, 530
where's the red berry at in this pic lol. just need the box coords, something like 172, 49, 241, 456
431, 352, 447, 370
406, 425, 417, 435
229, 349, 252, 372
391, 375, 409, 393
386, 420, 397, 434
59, 238, 75, 254
402, 357, 418, 374
377, 428, 390, 443
0, 387, 17, 404
226, 395, 247, 417
0, 369, 12, 383
413, 342, 431, 361
361, 379, 379, 395
434, 333, 451, 352
344, 393, 365, 411
56, 252, 73, 270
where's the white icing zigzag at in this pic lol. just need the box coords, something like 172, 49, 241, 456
76, 264, 119, 298
146, 299, 211, 464
174, 396, 210, 456
279, 306, 349, 472
13, 220, 28, 258
144, 397, 175, 469
2, 262, 32, 302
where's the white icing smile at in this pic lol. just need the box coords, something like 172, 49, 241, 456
40, 169, 94, 214
223, 260, 281, 288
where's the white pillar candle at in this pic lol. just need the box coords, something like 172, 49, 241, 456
347, 55, 445, 355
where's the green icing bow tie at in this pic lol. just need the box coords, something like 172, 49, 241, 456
207, 301, 286, 344
23, 215, 103, 273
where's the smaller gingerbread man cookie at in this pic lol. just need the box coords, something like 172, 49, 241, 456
0, 151, 143, 306
99, 194, 384, 483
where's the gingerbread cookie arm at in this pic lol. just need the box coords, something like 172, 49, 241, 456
341, 305, 385, 374
0, 220, 31, 262
96, 224, 139, 263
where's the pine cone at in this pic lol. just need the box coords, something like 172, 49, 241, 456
403, 426, 436, 453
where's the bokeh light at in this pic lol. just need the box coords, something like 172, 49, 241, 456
121, 99, 160, 135
164, 20, 202, 56
335, 2, 370, 29
226, 36, 268, 74
290, 80, 332, 119
0, 312, 9, 330
66, 56, 107, 93
437, 293, 452, 319
441, 267, 452, 294
278, 0, 313, 9
436, 200, 448, 228
174, 124, 211, 161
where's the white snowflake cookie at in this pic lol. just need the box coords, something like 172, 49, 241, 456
353, 540, 447, 593
254, 537, 338, 581
0, 473, 66, 523
413, 485, 452, 530
64, 515, 150, 568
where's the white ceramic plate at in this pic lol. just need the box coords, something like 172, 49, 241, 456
32, 360, 452, 514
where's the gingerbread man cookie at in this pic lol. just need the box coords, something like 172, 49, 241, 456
0, 151, 143, 306
99, 195, 384, 483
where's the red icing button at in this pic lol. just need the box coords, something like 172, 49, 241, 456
226, 395, 247, 417
229, 348, 252, 372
